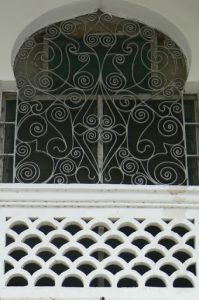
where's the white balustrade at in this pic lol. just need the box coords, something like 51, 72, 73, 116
0, 184, 198, 300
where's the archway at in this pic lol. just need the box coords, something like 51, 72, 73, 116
12, 11, 189, 184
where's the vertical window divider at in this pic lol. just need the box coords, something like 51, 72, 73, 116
182, 92, 189, 185
13, 89, 18, 183
97, 94, 103, 183
151, 31, 158, 74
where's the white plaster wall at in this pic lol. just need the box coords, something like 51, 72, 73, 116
0, 0, 199, 90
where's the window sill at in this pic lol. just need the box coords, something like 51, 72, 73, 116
0, 183, 198, 208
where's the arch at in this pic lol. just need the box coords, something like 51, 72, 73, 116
13, 11, 188, 185
11, 0, 191, 70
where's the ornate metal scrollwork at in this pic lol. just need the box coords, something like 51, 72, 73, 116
14, 11, 188, 184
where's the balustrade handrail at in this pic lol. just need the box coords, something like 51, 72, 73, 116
0, 184, 198, 208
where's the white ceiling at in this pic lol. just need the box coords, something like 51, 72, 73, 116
0, 0, 199, 91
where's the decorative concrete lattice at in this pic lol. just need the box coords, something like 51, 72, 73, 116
5, 217, 196, 288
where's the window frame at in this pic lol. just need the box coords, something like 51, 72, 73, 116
0, 91, 17, 183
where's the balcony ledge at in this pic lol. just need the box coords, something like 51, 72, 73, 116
0, 184, 198, 208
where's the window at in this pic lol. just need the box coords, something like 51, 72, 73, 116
0, 92, 16, 182
184, 95, 199, 185
10, 11, 194, 185
1, 93, 198, 185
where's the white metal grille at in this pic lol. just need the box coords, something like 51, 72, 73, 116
13, 11, 188, 185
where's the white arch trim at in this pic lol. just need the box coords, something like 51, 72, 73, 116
11, 0, 191, 73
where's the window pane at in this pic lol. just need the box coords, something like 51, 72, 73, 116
15, 99, 99, 183
1, 155, 13, 183
6, 100, 16, 122
3, 124, 15, 154
187, 157, 199, 185
184, 100, 196, 123
48, 36, 150, 94
102, 98, 186, 185
185, 125, 197, 155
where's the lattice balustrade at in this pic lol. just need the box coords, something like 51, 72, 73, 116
3, 216, 197, 288
0, 184, 198, 300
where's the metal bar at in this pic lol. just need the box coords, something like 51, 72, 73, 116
98, 95, 103, 183
13, 90, 18, 183
182, 92, 189, 185
0, 122, 15, 125
185, 122, 199, 125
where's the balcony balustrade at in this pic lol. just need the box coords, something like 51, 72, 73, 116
0, 184, 198, 300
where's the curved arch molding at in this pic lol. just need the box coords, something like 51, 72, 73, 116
11, 0, 191, 72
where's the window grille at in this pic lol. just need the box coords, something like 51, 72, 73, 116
1, 93, 199, 184
5, 11, 197, 185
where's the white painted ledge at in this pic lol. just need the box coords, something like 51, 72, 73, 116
0, 288, 198, 300
0, 184, 199, 208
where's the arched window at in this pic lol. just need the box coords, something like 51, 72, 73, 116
11, 11, 190, 184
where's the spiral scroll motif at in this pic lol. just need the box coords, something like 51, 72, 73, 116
14, 11, 187, 184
